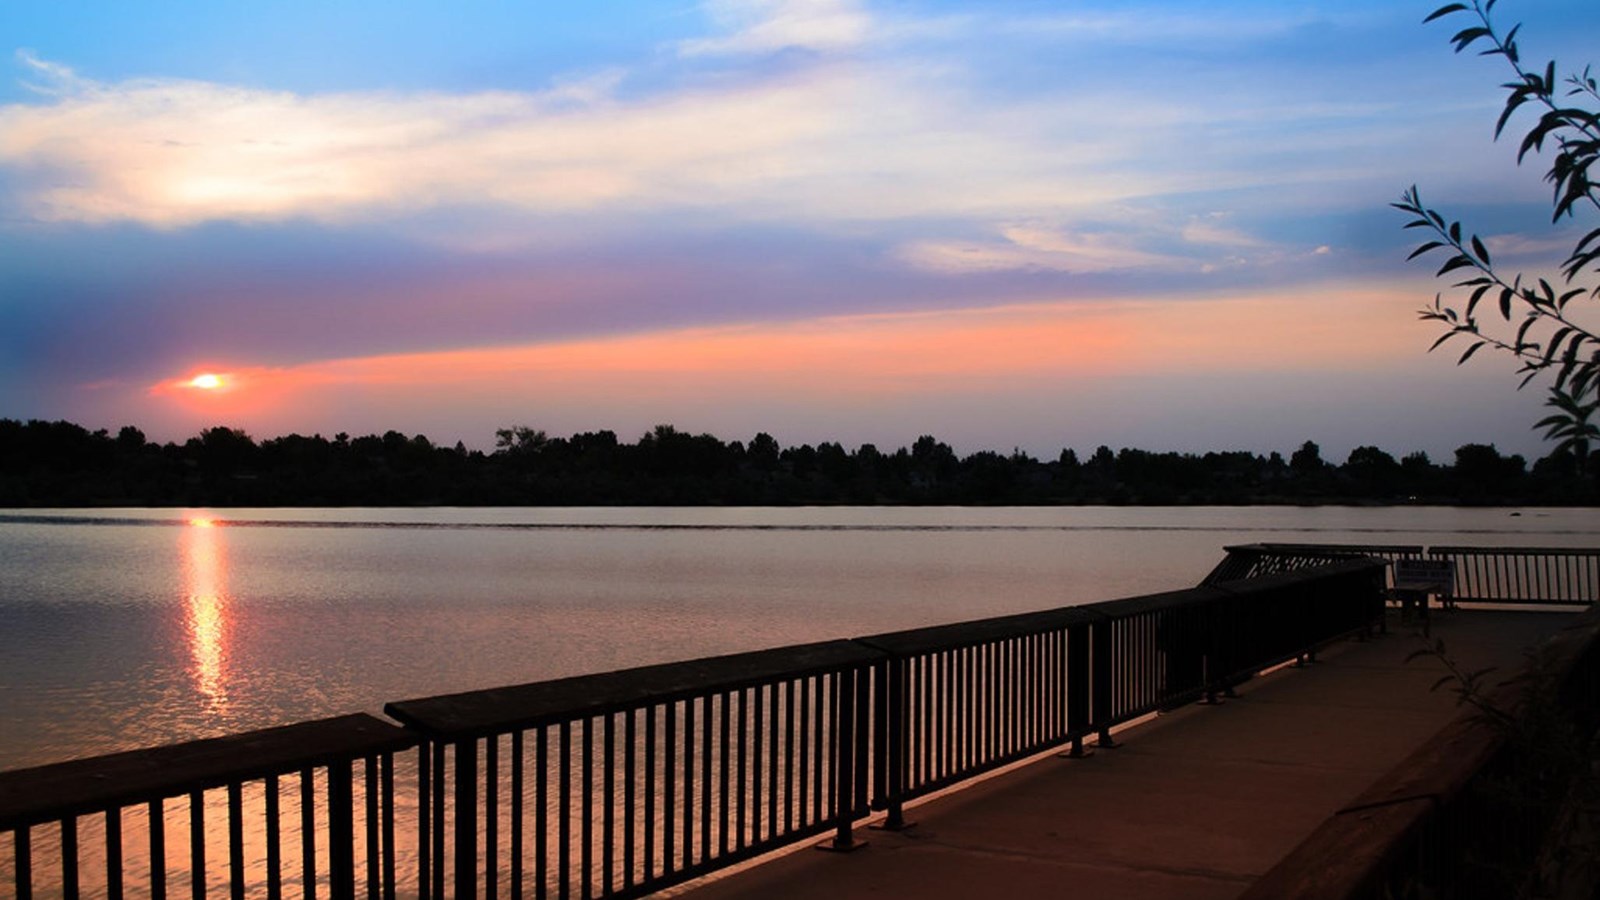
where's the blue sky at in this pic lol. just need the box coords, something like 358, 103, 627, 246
3, 0, 1597, 459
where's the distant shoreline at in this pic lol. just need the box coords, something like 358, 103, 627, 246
4, 418, 1594, 508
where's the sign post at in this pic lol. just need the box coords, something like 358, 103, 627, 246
1391, 559, 1456, 634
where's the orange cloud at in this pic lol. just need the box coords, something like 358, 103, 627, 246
149, 283, 1419, 425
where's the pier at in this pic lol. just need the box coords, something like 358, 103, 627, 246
2, 544, 1596, 899
686, 607, 1572, 900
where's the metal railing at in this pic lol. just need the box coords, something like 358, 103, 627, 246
1, 554, 1478, 900
1201, 542, 1424, 585
383, 642, 876, 900
858, 561, 1387, 829
1, 714, 415, 900
1206, 543, 1600, 606
1430, 545, 1600, 605
381, 558, 1386, 896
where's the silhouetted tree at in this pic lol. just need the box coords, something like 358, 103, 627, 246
0, 417, 1590, 507
1345, 446, 1403, 498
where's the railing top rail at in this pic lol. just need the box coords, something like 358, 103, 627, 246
1428, 545, 1600, 556
385, 638, 882, 740
1211, 558, 1388, 595
854, 605, 1102, 657
1222, 542, 1426, 555
0, 713, 414, 831
1082, 585, 1229, 619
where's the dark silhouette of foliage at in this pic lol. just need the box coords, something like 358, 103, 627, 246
0, 417, 1590, 507
1398, 2, 1600, 477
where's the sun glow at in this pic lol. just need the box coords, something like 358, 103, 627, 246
189, 373, 224, 390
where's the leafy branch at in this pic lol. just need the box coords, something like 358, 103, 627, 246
1399, 2, 1600, 473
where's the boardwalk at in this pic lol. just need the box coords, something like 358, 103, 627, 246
685, 609, 1568, 900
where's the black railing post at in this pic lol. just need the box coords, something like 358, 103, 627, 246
1063, 622, 1092, 757
1091, 616, 1118, 748
870, 656, 889, 814
416, 743, 431, 900
454, 739, 478, 900
328, 760, 356, 900
856, 661, 871, 817
821, 665, 866, 851
431, 743, 446, 900
15, 826, 32, 900
881, 656, 908, 830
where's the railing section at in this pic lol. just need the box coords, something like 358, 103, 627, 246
0, 714, 416, 900
856, 606, 1106, 827
1429, 545, 1600, 605
1208, 543, 1600, 606
1202, 543, 1423, 586
859, 559, 1387, 828
2, 557, 1397, 899
383, 641, 878, 900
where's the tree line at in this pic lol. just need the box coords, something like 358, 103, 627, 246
0, 418, 1592, 507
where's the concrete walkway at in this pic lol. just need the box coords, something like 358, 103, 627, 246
685, 610, 1570, 900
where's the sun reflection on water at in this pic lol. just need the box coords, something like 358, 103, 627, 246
182, 514, 231, 709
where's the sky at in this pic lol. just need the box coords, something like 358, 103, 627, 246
3, 0, 1598, 461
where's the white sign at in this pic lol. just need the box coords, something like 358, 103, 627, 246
1394, 559, 1455, 594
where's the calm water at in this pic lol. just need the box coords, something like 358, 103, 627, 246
2, 505, 1595, 771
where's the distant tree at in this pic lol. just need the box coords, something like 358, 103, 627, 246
1290, 440, 1324, 476
192, 426, 256, 474
1345, 445, 1403, 497
1088, 445, 1116, 471
1402, 450, 1440, 489
495, 425, 549, 454
1397, 3, 1599, 470
747, 432, 780, 471
910, 435, 958, 485
1452, 442, 1528, 500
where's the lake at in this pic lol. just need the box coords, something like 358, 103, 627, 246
2, 505, 1595, 771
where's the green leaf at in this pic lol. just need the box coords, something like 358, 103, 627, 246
1458, 341, 1486, 364
1467, 282, 1492, 316
1437, 255, 1475, 276
1408, 241, 1444, 259
1450, 26, 1491, 52
1470, 235, 1490, 265
1515, 315, 1539, 347
1422, 4, 1467, 23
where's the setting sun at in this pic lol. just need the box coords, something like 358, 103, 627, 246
188, 373, 224, 390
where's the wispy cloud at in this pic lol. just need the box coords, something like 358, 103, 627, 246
1180, 213, 1266, 248
0, 1, 1466, 240
679, 0, 872, 57
14, 49, 89, 95
897, 224, 1190, 275
0, 52, 1094, 228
